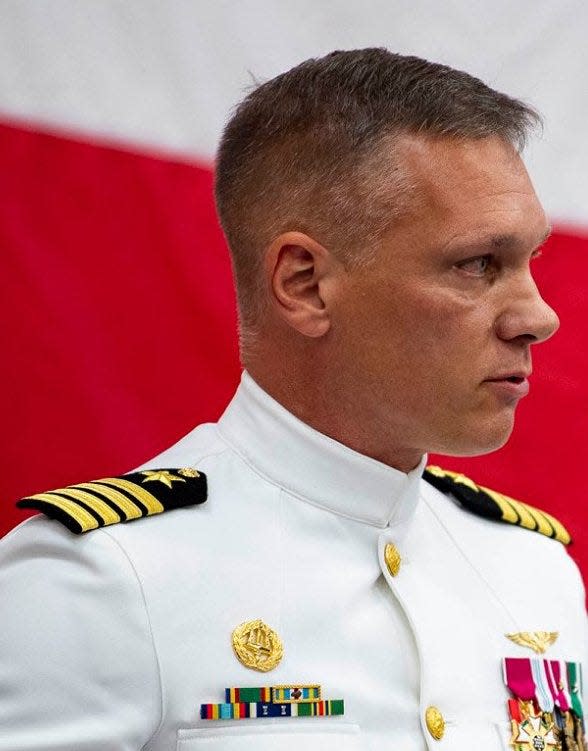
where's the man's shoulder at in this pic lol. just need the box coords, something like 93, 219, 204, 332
422, 464, 572, 546
16, 466, 208, 535
136, 420, 226, 471
11, 421, 231, 538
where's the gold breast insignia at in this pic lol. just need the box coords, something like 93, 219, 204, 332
505, 631, 559, 655
232, 619, 284, 672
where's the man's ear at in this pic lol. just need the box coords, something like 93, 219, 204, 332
266, 231, 336, 338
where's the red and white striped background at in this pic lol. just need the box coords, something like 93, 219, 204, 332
1, 3, 587, 578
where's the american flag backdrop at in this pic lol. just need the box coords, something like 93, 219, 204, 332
1, 3, 587, 578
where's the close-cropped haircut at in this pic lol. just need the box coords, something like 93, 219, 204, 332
215, 48, 540, 340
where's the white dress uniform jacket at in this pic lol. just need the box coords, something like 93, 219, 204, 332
0, 371, 586, 751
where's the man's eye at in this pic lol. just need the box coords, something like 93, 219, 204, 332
456, 255, 492, 275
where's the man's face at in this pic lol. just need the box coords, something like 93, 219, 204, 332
331, 134, 559, 459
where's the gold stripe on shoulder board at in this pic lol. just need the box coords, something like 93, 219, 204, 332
479, 485, 520, 525
55, 487, 121, 526
24, 492, 100, 532
74, 481, 144, 521
93, 478, 165, 515
425, 466, 571, 545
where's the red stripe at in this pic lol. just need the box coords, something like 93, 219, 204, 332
508, 699, 522, 722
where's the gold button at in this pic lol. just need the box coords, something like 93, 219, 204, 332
425, 706, 445, 740
384, 543, 401, 577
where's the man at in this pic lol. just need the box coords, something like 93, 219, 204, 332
0, 48, 585, 751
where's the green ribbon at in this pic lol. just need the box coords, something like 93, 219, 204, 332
568, 661, 584, 719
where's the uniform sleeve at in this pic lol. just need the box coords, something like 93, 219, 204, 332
0, 516, 161, 751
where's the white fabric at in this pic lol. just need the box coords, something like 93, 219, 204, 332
1, 1, 587, 227
0, 371, 586, 750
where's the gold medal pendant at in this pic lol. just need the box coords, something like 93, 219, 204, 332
510, 710, 560, 750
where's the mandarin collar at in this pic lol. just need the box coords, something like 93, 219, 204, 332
217, 371, 426, 528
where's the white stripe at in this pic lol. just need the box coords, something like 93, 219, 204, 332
1, 1, 587, 226
502, 658, 509, 688
531, 658, 554, 712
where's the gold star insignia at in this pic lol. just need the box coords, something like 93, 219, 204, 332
140, 470, 187, 489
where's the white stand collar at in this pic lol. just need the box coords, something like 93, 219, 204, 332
217, 371, 427, 528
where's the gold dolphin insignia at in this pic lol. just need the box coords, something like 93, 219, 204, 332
505, 631, 559, 654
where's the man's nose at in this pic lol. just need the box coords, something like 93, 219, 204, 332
493, 275, 560, 344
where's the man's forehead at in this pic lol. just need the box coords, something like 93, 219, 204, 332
396, 134, 530, 197
395, 131, 523, 171
383, 133, 546, 241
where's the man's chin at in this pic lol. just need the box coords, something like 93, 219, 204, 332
430, 416, 515, 458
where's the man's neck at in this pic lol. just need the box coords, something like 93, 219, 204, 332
245, 365, 424, 474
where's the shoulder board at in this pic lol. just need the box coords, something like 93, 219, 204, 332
16, 468, 207, 535
423, 465, 571, 545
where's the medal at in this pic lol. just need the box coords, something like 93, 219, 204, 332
504, 657, 562, 750
504, 657, 588, 751
510, 710, 559, 750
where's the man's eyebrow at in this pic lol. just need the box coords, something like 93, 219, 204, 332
482, 225, 553, 249
443, 225, 553, 254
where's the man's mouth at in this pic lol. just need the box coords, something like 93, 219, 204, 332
485, 370, 531, 383
483, 373, 530, 399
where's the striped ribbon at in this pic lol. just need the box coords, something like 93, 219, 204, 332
201, 699, 344, 720
531, 658, 554, 712
568, 662, 585, 719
